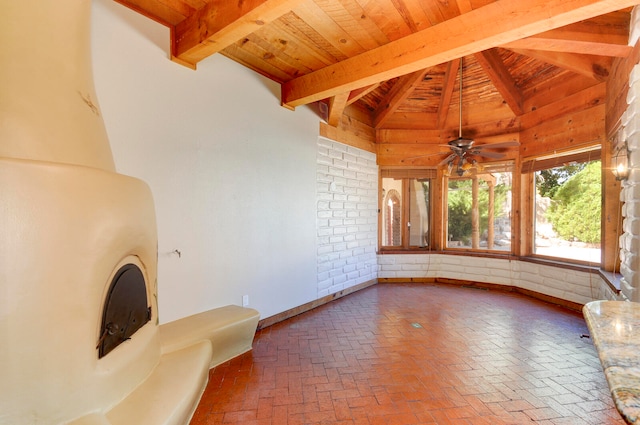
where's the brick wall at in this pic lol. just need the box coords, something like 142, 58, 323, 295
619, 61, 640, 301
316, 138, 378, 297
378, 254, 620, 305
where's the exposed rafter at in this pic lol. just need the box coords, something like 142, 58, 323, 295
475, 49, 524, 116
502, 21, 632, 58
502, 11, 631, 58
509, 49, 613, 81
172, 0, 302, 69
437, 58, 461, 128
281, 0, 640, 108
502, 35, 631, 57
347, 84, 380, 106
115, 0, 637, 158
373, 69, 429, 128
327, 92, 349, 127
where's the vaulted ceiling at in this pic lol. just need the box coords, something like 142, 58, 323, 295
115, 0, 637, 164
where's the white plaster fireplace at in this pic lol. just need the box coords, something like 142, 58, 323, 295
0, 0, 162, 422
0, 1, 259, 424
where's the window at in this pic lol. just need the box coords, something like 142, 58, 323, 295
523, 147, 601, 263
381, 169, 434, 249
379, 148, 603, 261
383, 188, 402, 247
446, 163, 513, 251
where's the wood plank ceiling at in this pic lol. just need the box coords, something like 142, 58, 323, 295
115, 0, 638, 164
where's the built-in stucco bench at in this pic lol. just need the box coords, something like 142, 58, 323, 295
583, 301, 640, 424
68, 305, 260, 425
160, 304, 260, 368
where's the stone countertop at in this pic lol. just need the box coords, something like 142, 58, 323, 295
583, 300, 640, 424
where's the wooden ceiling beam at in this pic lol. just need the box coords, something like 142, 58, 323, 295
502, 37, 631, 57
437, 58, 460, 128
454, 0, 473, 14
347, 84, 380, 106
474, 49, 524, 116
508, 11, 632, 57
327, 92, 350, 127
509, 48, 614, 81
113, 0, 188, 27
373, 69, 429, 128
281, 0, 640, 109
535, 11, 631, 45
171, 0, 301, 69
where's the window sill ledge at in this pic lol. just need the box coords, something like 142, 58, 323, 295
378, 251, 614, 278
597, 269, 623, 295
377, 249, 514, 260
519, 255, 600, 274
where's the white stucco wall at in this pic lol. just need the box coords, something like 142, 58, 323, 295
92, 0, 319, 323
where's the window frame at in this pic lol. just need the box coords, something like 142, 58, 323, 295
377, 144, 618, 274
443, 162, 515, 254
520, 146, 603, 265
379, 169, 435, 251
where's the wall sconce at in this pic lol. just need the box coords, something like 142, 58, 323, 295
612, 141, 630, 181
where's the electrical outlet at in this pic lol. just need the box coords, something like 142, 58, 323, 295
242, 295, 249, 307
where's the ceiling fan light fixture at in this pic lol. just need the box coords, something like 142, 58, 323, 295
461, 160, 474, 171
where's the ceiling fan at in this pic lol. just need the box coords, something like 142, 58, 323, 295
439, 137, 520, 177
408, 57, 520, 175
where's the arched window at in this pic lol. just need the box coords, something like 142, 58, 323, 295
381, 170, 433, 249
383, 190, 401, 246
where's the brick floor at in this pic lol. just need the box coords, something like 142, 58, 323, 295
189, 283, 624, 425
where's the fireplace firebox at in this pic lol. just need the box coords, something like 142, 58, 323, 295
98, 264, 151, 358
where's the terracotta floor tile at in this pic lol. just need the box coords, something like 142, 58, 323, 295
190, 283, 625, 425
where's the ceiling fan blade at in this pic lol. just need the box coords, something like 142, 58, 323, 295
474, 140, 520, 150
438, 153, 457, 165
472, 151, 505, 159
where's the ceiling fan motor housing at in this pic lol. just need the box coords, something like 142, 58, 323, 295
448, 137, 475, 149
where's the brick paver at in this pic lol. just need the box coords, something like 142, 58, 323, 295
190, 283, 624, 425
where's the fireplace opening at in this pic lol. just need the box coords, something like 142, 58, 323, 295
98, 263, 151, 358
